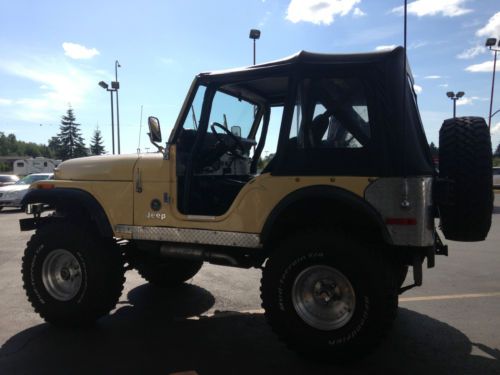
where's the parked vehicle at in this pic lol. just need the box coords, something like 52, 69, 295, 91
13, 157, 61, 176
0, 173, 53, 211
19, 48, 493, 361
0, 174, 19, 187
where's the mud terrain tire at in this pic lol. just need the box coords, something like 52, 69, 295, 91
22, 221, 125, 326
261, 230, 398, 361
439, 116, 493, 241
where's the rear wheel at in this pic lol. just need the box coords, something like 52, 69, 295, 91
22, 222, 125, 326
438, 116, 493, 241
261, 231, 398, 361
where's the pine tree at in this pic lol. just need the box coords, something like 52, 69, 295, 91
56, 107, 87, 160
429, 142, 439, 158
90, 127, 106, 155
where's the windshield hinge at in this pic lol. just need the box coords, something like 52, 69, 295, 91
163, 143, 170, 160
135, 168, 142, 193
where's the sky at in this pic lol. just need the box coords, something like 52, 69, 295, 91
0, 0, 499, 155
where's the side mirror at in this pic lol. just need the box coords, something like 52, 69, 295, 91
148, 116, 162, 143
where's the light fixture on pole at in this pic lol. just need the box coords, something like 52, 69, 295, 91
98, 80, 117, 155
249, 29, 261, 65
115, 60, 121, 154
446, 91, 465, 118
486, 38, 499, 129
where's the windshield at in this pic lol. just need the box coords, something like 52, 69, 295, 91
16, 175, 51, 185
208, 90, 256, 138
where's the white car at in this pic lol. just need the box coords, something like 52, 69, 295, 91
0, 173, 53, 211
494, 167, 500, 189
0, 174, 19, 187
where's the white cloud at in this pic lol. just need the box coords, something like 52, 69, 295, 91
413, 84, 423, 94
456, 96, 488, 106
409, 41, 428, 50
259, 11, 272, 26
392, 0, 472, 18
62, 42, 100, 60
439, 83, 449, 88
0, 98, 13, 106
286, 0, 361, 25
0, 56, 104, 122
375, 44, 397, 51
465, 60, 494, 72
476, 12, 500, 38
456, 97, 473, 106
353, 7, 366, 17
491, 122, 500, 135
424, 75, 441, 79
457, 45, 487, 59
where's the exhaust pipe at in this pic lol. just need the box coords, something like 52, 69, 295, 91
160, 244, 239, 267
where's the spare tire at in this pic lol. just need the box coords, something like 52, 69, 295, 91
438, 116, 493, 241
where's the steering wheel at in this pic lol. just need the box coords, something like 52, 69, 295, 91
210, 122, 245, 157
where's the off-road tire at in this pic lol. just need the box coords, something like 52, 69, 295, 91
439, 116, 493, 241
261, 230, 398, 361
21, 221, 125, 326
135, 256, 203, 288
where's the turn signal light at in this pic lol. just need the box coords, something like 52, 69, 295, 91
37, 183, 55, 190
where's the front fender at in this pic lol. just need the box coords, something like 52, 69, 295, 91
21, 188, 113, 238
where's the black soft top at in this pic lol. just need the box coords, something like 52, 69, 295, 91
195, 47, 434, 177
200, 47, 412, 82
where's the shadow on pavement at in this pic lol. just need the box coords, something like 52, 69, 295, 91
0, 283, 499, 375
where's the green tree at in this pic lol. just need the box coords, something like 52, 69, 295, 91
55, 107, 87, 160
89, 128, 106, 155
429, 142, 439, 158
0, 132, 52, 158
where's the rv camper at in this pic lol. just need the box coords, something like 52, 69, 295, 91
13, 157, 61, 176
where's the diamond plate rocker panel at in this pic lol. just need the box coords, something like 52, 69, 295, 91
115, 225, 261, 248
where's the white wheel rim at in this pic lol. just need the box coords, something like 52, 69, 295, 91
292, 265, 356, 330
41, 249, 82, 301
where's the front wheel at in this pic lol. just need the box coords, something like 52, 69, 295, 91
22, 221, 125, 326
261, 231, 398, 361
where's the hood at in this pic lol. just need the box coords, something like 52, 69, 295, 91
55, 154, 140, 181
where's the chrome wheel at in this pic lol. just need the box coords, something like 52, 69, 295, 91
292, 265, 356, 331
42, 249, 82, 301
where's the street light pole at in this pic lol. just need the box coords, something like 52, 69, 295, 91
110, 90, 115, 155
99, 81, 117, 154
115, 60, 121, 154
249, 29, 261, 65
446, 91, 465, 118
486, 38, 499, 129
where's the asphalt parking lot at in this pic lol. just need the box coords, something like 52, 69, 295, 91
0, 194, 499, 375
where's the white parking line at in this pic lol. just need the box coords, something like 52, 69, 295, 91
399, 291, 500, 302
